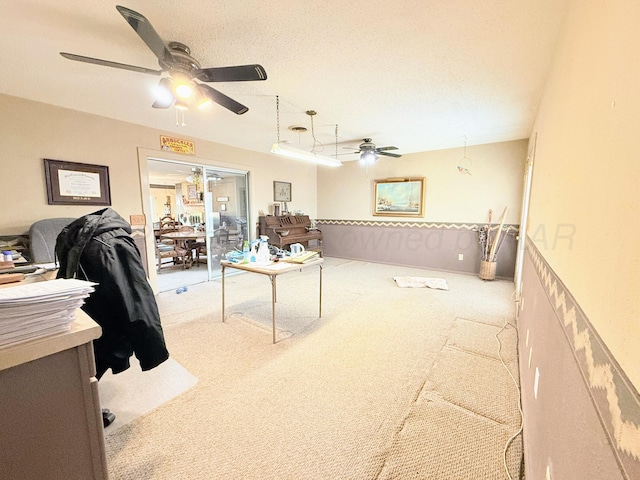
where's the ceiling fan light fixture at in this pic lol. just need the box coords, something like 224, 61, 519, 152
153, 77, 175, 107
172, 72, 194, 98
194, 84, 212, 109
174, 99, 189, 111
360, 151, 378, 165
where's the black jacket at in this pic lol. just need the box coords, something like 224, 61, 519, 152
55, 208, 169, 378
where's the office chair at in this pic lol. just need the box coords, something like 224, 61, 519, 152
28, 218, 76, 263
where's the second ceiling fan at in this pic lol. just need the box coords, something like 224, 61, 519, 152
344, 138, 402, 164
60, 5, 267, 115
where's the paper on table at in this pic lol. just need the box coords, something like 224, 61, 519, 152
0, 279, 96, 302
0, 278, 96, 348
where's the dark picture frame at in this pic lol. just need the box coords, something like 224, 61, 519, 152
273, 181, 292, 202
44, 159, 111, 206
373, 177, 425, 217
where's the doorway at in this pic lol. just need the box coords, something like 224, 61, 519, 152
146, 157, 249, 292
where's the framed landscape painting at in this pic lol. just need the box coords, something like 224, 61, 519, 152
373, 177, 425, 217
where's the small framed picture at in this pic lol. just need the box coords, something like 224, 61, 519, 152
274, 181, 292, 202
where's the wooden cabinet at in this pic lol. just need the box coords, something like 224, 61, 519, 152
0, 311, 108, 479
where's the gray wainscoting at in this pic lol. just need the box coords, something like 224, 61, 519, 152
519, 240, 640, 479
316, 220, 518, 278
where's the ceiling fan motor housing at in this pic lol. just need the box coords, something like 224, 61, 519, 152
360, 138, 376, 151
162, 42, 201, 76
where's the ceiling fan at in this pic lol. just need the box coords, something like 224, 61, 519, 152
343, 138, 402, 164
59, 5, 267, 115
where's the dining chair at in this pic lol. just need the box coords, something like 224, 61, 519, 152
155, 217, 191, 272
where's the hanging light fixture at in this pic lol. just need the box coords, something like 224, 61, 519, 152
153, 77, 175, 108
270, 96, 342, 167
457, 135, 473, 175
360, 151, 378, 165
172, 72, 194, 98
194, 84, 212, 109
152, 73, 210, 126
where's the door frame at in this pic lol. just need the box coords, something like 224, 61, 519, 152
137, 148, 250, 292
514, 133, 536, 298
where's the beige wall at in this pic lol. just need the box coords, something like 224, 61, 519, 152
0, 94, 318, 236
317, 139, 527, 224
528, 0, 640, 387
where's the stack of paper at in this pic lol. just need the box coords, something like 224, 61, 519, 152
284, 251, 320, 264
0, 279, 96, 347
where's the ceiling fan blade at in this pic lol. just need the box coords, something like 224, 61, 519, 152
195, 65, 267, 83
198, 84, 249, 115
377, 146, 399, 151
60, 52, 162, 75
378, 151, 402, 158
116, 5, 174, 65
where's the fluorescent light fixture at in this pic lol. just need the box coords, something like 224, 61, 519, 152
271, 142, 342, 167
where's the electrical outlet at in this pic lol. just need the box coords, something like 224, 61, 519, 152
458, 253, 464, 261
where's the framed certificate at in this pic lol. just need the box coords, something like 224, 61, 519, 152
273, 181, 292, 202
44, 159, 111, 206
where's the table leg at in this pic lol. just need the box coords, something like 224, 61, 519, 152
319, 264, 323, 318
270, 275, 277, 344
221, 264, 226, 322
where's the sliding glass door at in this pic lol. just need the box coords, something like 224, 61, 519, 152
202, 166, 249, 280
146, 157, 249, 284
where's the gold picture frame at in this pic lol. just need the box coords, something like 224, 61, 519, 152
373, 177, 425, 217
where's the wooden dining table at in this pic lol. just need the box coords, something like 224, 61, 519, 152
159, 231, 207, 264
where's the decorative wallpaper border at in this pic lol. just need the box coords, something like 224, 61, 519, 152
526, 239, 640, 471
316, 219, 519, 233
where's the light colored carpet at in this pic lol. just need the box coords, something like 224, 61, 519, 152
104, 258, 521, 479
155, 263, 210, 293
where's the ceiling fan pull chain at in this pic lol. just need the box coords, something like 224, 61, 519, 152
175, 108, 186, 127
276, 95, 281, 143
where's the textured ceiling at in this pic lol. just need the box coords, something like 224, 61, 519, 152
2, 1, 568, 161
